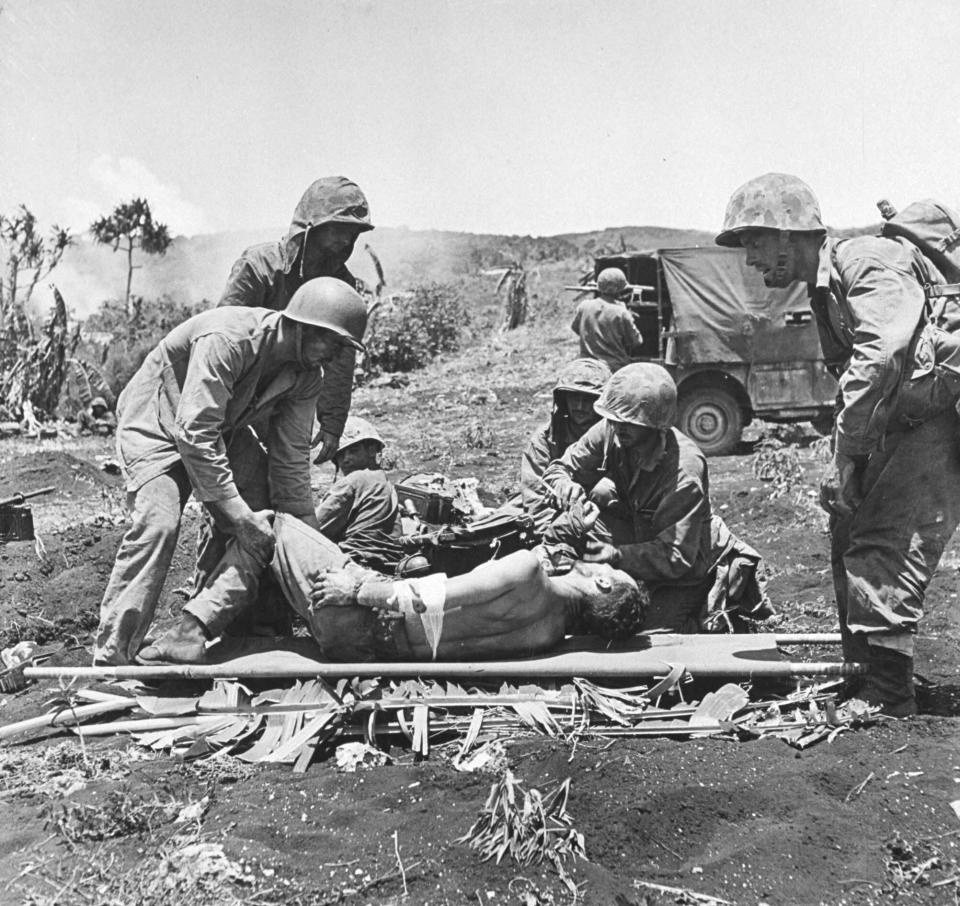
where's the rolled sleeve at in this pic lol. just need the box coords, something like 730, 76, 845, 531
174, 336, 245, 502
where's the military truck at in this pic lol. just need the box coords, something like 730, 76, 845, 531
587, 248, 836, 455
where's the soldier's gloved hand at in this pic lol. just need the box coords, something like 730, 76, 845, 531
312, 430, 340, 464
550, 478, 586, 510
310, 568, 357, 609
584, 540, 622, 567
819, 453, 864, 518
235, 509, 276, 565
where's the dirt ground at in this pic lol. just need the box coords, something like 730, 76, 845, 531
1, 323, 960, 906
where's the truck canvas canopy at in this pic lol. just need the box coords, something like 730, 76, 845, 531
658, 247, 817, 366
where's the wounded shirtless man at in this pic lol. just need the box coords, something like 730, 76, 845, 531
143, 510, 648, 663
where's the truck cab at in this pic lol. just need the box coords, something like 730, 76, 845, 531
591, 248, 836, 454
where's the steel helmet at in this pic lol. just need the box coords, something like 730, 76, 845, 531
337, 416, 385, 454
90, 396, 108, 410
596, 267, 629, 296
594, 363, 677, 429
716, 173, 826, 247
554, 358, 612, 402
283, 277, 368, 350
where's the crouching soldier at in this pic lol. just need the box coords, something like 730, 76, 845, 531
542, 363, 767, 632
77, 396, 117, 437
520, 358, 611, 533
94, 277, 368, 666
315, 415, 399, 565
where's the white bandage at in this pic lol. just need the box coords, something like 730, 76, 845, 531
413, 573, 448, 660
388, 580, 418, 615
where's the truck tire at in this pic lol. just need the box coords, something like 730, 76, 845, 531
677, 386, 743, 456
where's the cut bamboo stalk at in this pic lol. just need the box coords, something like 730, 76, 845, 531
69, 715, 227, 736
23, 659, 867, 681
0, 698, 136, 741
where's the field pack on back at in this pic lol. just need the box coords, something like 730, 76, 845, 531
877, 198, 960, 419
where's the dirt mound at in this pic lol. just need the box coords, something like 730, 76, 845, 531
0, 449, 122, 500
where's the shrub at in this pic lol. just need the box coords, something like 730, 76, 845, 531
363, 282, 467, 376
81, 295, 206, 395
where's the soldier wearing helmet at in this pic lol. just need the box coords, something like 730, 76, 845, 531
76, 395, 117, 437
718, 173, 960, 715
520, 358, 612, 532
541, 364, 718, 631
313, 415, 399, 562
571, 267, 644, 372
218, 176, 374, 464
94, 277, 368, 666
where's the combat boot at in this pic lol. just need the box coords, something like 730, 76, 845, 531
838, 625, 871, 698
859, 645, 917, 717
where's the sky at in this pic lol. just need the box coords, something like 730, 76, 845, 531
2, 0, 960, 239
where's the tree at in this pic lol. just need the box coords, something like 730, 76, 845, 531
91, 198, 172, 315
484, 257, 531, 331
0, 204, 72, 337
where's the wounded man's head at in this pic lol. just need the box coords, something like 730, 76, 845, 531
572, 562, 649, 640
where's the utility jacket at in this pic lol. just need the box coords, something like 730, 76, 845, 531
115, 308, 323, 517
542, 424, 713, 584
520, 420, 579, 531
316, 468, 399, 557
218, 179, 366, 441
810, 236, 943, 455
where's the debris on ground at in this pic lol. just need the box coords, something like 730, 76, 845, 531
459, 770, 585, 895
1, 674, 880, 769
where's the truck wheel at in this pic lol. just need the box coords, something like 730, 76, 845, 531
677, 387, 743, 456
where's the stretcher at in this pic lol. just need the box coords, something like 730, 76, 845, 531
24, 633, 864, 682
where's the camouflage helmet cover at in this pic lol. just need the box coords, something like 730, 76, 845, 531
596, 267, 629, 295
716, 172, 825, 247
553, 358, 613, 402
594, 363, 677, 429
337, 415, 385, 454
90, 396, 109, 410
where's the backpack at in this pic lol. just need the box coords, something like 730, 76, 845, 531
879, 198, 960, 284
878, 199, 960, 419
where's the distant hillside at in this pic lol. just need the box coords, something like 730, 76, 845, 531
39, 221, 873, 321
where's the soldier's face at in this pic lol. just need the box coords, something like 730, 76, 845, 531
739, 229, 795, 287
335, 441, 380, 475
302, 223, 362, 275
300, 326, 344, 369
612, 421, 660, 455
564, 392, 599, 431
